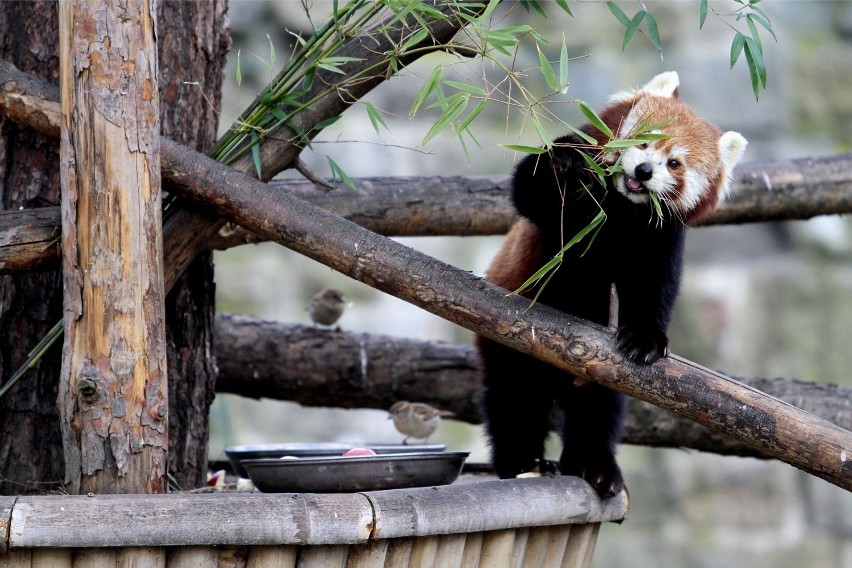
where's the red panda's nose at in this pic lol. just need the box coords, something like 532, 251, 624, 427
634, 162, 654, 181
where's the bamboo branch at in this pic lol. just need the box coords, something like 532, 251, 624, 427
213, 314, 852, 459
158, 137, 852, 492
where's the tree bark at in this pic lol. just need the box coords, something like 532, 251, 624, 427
58, 0, 167, 493
160, 138, 852, 492
0, 0, 65, 495
155, 0, 228, 490
213, 315, 852, 459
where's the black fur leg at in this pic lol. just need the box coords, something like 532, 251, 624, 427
616, 324, 670, 364
480, 341, 554, 479
558, 383, 626, 498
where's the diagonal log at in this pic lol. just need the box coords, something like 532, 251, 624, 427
3, 55, 852, 488
158, 137, 852, 492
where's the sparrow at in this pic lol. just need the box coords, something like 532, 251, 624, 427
308, 288, 347, 327
388, 401, 454, 444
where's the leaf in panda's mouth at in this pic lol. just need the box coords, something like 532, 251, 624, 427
624, 175, 647, 194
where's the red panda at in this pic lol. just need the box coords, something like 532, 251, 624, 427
477, 71, 747, 498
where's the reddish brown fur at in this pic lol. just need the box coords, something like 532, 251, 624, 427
484, 219, 545, 292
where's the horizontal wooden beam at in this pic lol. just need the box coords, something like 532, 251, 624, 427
4, 477, 626, 549
214, 314, 852, 459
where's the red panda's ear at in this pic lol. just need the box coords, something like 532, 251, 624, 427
719, 131, 748, 171
640, 71, 680, 98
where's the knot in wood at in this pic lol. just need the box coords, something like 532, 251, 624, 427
78, 377, 99, 402
567, 339, 594, 361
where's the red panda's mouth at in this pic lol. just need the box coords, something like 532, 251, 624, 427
624, 175, 648, 194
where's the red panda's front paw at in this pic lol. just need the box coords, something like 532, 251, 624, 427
616, 325, 669, 364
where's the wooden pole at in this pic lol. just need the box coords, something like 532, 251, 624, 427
57, 0, 167, 493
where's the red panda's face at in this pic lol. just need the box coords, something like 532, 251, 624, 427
605, 72, 748, 224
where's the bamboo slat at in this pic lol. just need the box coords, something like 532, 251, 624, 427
367, 477, 627, 540
245, 545, 298, 568
5, 478, 626, 550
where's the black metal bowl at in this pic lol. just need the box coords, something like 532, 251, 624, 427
224, 443, 447, 478
242, 451, 469, 493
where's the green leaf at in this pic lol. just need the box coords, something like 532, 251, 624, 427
520, 0, 546, 18
502, 144, 549, 154
537, 45, 559, 92
606, 2, 631, 27
442, 80, 488, 97
622, 10, 646, 52
532, 117, 552, 147
314, 115, 341, 130
577, 101, 613, 139
267, 34, 276, 67
559, 38, 570, 92
648, 190, 664, 223
579, 150, 607, 185
603, 138, 661, 151
563, 123, 598, 146
422, 94, 469, 145
699, 0, 708, 29
730, 32, 746, 68
645, 11, 662, 54
456, 99, 487, 134
250, 133, 262, 178
745, 15, 764, 55
743, 40, 761, 99
327, 156, 356, 190
479, 0, 501, 22
410, 66, 443, 115
235, 50, 242, 86
747, 12, 777, 41
400, 27, 429, 53
364, 101, 389, 134
555, 0, 572, 16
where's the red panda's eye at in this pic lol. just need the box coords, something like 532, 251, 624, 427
667, 159, 681, 170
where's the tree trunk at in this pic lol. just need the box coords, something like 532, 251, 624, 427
0, 1, 226, 495
58, 0, 167, 494
0, 0, 64, 495
156, 0, 228, 491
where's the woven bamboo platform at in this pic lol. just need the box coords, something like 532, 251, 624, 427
0, 476, 628, 567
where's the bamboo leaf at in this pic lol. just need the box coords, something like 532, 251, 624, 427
456, 99, 487, 134
559, 38, 570, 92
537, 45, 559, 92
400, 27, 429, 53
533, 117, 552, 147
502, 144, 549, 154
622, 10, 646, 51
235, 50, 242, 86
747, 12, 777, 41
250, 133, 262, 178
364, 101, 389, 134
267, 34, 276, 67
606, 1, 631, 27
563, 122, 598, 146
699, 0, 708, 29
443, 80, 489, 97
730, 32, 746, 68
410, 66, 443, 115
327, 156, 356, 190
555, 0, 572, 16
743, 40, 761, 99
578, 101, 613, 139
645, 11, 662, 54
422, 94, 469, 145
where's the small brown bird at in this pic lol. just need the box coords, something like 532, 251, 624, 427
308, 288, 347, 327
388, 401, 453, 444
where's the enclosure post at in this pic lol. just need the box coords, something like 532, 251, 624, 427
57, 0, 167, 493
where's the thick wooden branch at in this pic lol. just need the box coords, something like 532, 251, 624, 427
157, 137, 852, 492
214, 314, 852, 459
3, 156, 852, 273
2, 58, 851, 270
